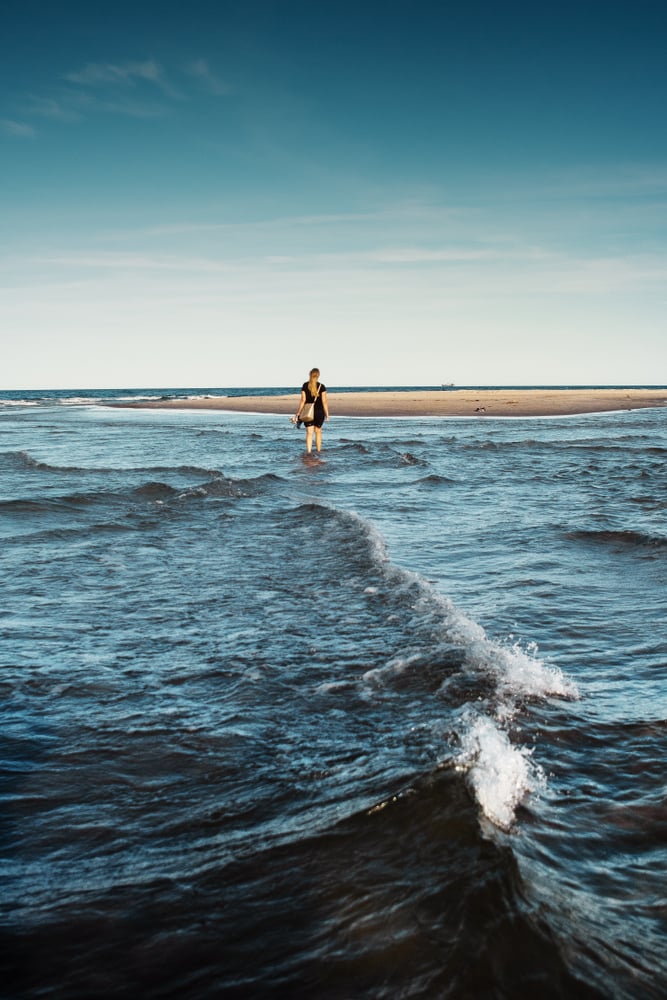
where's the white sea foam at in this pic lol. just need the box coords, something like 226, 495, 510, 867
467, 634, 578, 700
56, 396, 102, 406
361, 652, 422, 688
445, 611, 576, 827
445, 604, 578, 701
416, 591, 573, 828
113, 395, 164, 401
456, 714, 545, 830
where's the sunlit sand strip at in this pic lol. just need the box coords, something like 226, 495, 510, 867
115, 388, 667, 418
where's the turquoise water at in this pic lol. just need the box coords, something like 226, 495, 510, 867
1, 394, 666, 998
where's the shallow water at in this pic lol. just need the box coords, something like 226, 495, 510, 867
1, 395, 666, 998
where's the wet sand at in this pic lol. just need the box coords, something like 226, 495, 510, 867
116, 388, 667, 418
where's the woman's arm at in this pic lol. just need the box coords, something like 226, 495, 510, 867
295, 389, 306, 419
321, 389, 329, 421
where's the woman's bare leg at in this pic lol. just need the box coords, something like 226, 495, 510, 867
305, 425, 314, 453
315, 426, 323, 452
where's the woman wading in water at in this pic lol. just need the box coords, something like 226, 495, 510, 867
294, 368, 329, 454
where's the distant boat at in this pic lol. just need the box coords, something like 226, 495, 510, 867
441, 383, 456, 389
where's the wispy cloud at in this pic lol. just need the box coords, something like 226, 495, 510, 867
22, 92, 90, 123
544, 164, 667, 199
368, 247, 499, 264
33, 251, 234, 273
186, 59, 230, 96
21, 87, 166, 122
0, 118, 36, 138
64, 60, 183, 99
8, 57, 228, 132
24, 243, 667, 299
100, 209, 403, 241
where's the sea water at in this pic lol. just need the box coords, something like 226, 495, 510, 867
1, 391, 666, 998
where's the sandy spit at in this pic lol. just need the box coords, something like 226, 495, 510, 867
114, 388, 667, 419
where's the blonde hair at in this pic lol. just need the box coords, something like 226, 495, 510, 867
309, 368, 320, 378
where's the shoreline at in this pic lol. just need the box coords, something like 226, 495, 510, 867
114, 388, 667, 419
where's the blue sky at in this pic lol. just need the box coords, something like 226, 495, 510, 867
2, 0, 666, 388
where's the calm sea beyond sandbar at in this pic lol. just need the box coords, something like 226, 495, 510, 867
119, 387, 667, 418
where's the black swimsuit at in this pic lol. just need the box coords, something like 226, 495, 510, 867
301, 382, 326, 427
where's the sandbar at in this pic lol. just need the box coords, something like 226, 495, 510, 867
116, 388, 667, 418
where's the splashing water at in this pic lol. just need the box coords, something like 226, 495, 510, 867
456, 714, 546, 830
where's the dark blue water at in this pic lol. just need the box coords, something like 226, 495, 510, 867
1, 392, 665, 998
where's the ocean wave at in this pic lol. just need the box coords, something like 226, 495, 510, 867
333, 440, 372, 455
234, 471, 287, 493
442, 630, 575, 826
568, 528, 667, 550
397, 450, 428, 466
1, 758, 591, 1000
462, 436, 661, 456
174, 478, 246, 500
55, 396, 104, 406
0, 472, 279, 522
125, 476, 247, 503
417, 472, 458, 486
0, 450, 52, 471
303, 503, 577, 830
462, 437, 551, 451
112, 394, 173, 402
133, 481, 181, 500
0, 450, 121, 476
0, 481, 227, 513
2, 523, 130, 545
0, 451, 224, 478
0, 494, 103, 513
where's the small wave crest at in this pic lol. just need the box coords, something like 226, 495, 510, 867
417, 473, 457, 486
335, 439, 372, 454
461, 634, 578, 701
133, 482, 180, 500
2, 451, 226, 477
146, 477, 246, 502
456, 714, 545, 830
0, 493, 100, 513
397, 451, 427, 466
56, 396, 103, 405
0, 450, 54, 472
234, 471, 286, 494
442, 607, 576, 827
441, 619, 575, 827
568, 528, 667, 550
